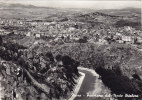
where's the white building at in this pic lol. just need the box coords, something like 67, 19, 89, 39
99, 38, 108, 44
137, 37, 142, 43
122, 36, 132, 42
35, 34, 41, 38
26, 32, 31, 36
43, 22, 50, 25
116, 32, 122, 36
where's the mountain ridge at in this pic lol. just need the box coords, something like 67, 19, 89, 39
0, 2, 140, 10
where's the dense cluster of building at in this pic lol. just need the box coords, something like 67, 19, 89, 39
0, 17, 142, 45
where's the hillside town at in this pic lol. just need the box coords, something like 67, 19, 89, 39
0, 2, 142, 100
0, 16, 142, 46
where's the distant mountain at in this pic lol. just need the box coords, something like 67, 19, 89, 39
8, 4, 37, 8
0, 3, 68, 19
72, 11, 120, 24
0, 3, 37, 9
121, 7, 141, 13
98, 7, 141, 16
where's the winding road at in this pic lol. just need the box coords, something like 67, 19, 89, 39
74, 68, 111, 100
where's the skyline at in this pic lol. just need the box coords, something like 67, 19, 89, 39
0, 0, 141, 9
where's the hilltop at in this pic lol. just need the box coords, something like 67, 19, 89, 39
0, 3, 37, 9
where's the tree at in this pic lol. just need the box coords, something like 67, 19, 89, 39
55, 54, 62, 62
45, 52, 54, 62
78, 36, 88, 43
0, 36, 2, 46
132, 74, 141, 81
62, 56, 73, 66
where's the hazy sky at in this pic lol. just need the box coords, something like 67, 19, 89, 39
0, 0, 141, 9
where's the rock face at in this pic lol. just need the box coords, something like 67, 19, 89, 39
0, 41, 80, 100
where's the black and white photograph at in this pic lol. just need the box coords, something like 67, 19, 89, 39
0, 0, 141, 100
